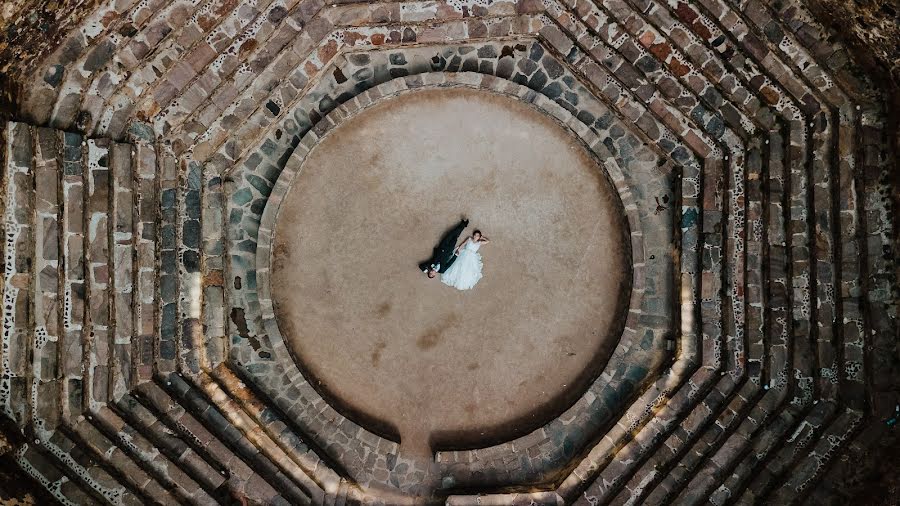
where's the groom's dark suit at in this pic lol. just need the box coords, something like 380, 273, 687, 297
420, 219, 469, 274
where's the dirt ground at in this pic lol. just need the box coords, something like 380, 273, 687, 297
271, 88, 631, 456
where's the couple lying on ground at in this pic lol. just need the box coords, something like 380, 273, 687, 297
418, 218, 490, 291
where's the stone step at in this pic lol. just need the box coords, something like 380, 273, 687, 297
632, 0, 807, 401
696, 0, 880, 492
766, 408, 862, 503
177, 159, 203, 375
617, 112, 804, 502
540, 0, 808, 482
626, 0, 781, 127
108, 143, 135, 401
200, 367, 327, 501
857, 115, 894, 398
557, 358, 697, 500
126, 0, 288, 140
727, 405, 827, 504
68, 415, 183, 504
736, 0, 856, 103
116, 391, 231, 496
742, 0, 845, 410
156, 146, 179, 374
624, 6, 806, 395
801, 410, 897, 504
48, 0, 173, 131
712, 384, 851, 502
154, 0, 309, 141
72, 135, 139, 410
714, 53, 844, 505
43, 427, 144, 505
132, 378, 256, 483
167, 0, 313, 156
608, 143, 770, 505
640, 381, 761, 504
14, 441, 104, 505
95, 404, 225, 504
2, 121, 35, 429
688, 0, 872, 386
84, 138, 111, 409
44, 128, 143, 421
551, 9, 760, 440
650, 130, 796, 498
680, 398, 782, 504
209, 364, 339, 497
4, 121, 193, 506
615, 378, 754, 504
22, 0, 143, 125
544, 18, 720, 163
200, 165, 226, 367
742, 400, 840, 501
676, 412, 838, 504
98, 0, 257, 138
663, 1, 821, 376
555, 0, 757, 148
711, 399, 805, 501
32, 127, 64, 436
185, 12, 334, 161
575, 146, 727, 501
676, 0, 856, 484
649, 180, 844, 501
716, 122, 884, 497
60, 130, 87, 420
132, 140, 157, 385
77, 0, 209, 137
2, 122, 188, 506
146, 374, 305, 504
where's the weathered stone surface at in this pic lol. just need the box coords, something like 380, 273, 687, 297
0, 0, 897, 502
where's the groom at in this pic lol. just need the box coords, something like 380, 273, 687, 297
419, 218, 469, 278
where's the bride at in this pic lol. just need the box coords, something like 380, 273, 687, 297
441, 230, 489, 291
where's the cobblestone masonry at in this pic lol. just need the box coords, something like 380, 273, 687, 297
0, 0, 897, 503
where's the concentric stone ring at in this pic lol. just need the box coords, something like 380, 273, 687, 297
2, 0, 894, 501
266, 85, 632, 454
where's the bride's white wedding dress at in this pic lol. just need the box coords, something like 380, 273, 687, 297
441, 239, 483, 291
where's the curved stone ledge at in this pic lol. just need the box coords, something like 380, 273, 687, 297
251, 70, 665, 491
221, 37, 680, 493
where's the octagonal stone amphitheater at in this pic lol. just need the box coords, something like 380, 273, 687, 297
0, 0, 897, 502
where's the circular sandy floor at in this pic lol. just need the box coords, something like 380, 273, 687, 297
271, 88, 630, 454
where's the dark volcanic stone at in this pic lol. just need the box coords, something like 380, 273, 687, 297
348, 53, 370, 66
542, 81, 563, 99
83, 39, 115, 71
182, 219, 200, 249
527, 70, 548, 90
461, 58, 478, 72
183, 250, 200, 273
542, 56, 564, 79
43, 64, 64, 87
496, 58, 514, 79
477, 45, 498, 58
